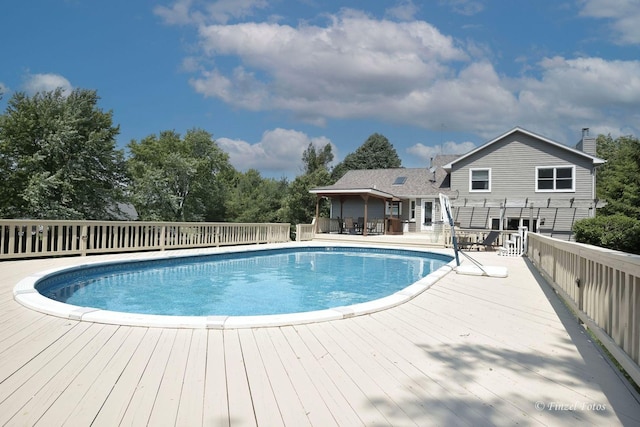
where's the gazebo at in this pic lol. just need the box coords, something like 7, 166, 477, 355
308, 186, 401, 236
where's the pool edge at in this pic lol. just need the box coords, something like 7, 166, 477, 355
13, 242, 456, 329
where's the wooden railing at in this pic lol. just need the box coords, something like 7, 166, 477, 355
0, 220, 291, 260
527, 233, 640, 385
295, 224, 315, 242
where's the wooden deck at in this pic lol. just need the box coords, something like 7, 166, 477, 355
1, 245, 639, 426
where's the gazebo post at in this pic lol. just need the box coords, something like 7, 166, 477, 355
383, 197, 389, 235
314, 195, 320, 233
361, 194, 369, 236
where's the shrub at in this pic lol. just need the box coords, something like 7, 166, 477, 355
573, 214, 640, 254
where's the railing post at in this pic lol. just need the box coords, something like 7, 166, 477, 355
160, 225, 166, 251
80, 225, 88, 256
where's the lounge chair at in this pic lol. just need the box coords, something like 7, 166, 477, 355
460, 230, 500, 251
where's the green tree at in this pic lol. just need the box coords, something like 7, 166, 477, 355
573, 214, 640, 254
282, 142, 335, 225
596, 134, 640, 218
127, 129, 232, 221
0, 88, 127, 219
331, 133, 402, 180
301, 142, 334, 174
282, 169, 333, 225
225, 169, 288, 223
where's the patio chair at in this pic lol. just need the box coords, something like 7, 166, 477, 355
461, 231, 501, 251
344, 217, 357, 234
367, 218, 383, 234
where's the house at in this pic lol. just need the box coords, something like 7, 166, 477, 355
310, 127, 606, 240
310, 155, 458, 235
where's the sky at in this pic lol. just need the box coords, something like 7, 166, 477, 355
2, 0, 639, 179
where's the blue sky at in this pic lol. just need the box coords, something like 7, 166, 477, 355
2, 0, 639, 179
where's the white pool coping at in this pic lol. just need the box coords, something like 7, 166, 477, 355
13, 242, 456, 329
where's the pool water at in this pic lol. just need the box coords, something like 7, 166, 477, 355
38, 247, 451, 316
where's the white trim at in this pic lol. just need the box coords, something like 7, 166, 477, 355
309, 187, 395, 198
386, 200, 402, 216
469, 168, 491, 192
535, 165, 575, 192
422, 200, 434, 231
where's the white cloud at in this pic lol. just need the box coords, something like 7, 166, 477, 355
579, 0, 640, 44
385, 1, 420, 21
190, 67, 268, 110
192, 11, 467, 123
155, 0, 268, 25
407, 140, 476, 163
164, 5, 639, 146
204, 0, 268, 24
217, 128, 334, 176
154, 0, 195, 25
512, 56, 640, 138
441, 0, 485, 16
23, 73, 72, 95
0, 82, 8, 97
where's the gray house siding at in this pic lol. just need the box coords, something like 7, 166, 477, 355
448, 131, 601, 240
450, 133, 595, 201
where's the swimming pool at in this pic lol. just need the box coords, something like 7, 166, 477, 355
14, 243, 455, 328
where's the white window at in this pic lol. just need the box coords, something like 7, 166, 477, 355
386, 201, 402, 217
506, 217, 538, 232
469, 168, 491, 192
536, 166, 575, 192
409, 200, 416, 221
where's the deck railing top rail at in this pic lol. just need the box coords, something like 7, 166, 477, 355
0, 219, 291, 260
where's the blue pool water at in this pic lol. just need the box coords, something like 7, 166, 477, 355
37, 247, 452, 316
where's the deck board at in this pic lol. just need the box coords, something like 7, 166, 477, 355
251, 327, 313, 427
90, 328, 164, 427
61, 326, 148, 426
148, 328, 193, 426
203, 331, 230, 426
236, 328, 284, 427
1, 246, 639, 426
2, 323, 117, 426
175, 328, 208, 426
223, 329, 257, 426
340, 317, 479, 427
34, 326, 135, 426
267, 328, 340, 427
0, 322, 93, 407
294, 323, 387, 425
281, 326, 364, 427
119, 328, 178, 426
306, 322, 409, 425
